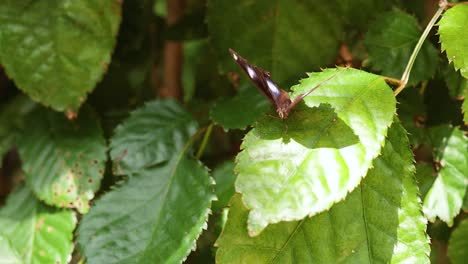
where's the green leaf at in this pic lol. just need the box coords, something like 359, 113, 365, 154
17, 106, 107, 214
236, 68, 396, 234
0, 185, 76, 264
210, 87, 270, 130
423, 126, 468, 226
207, 0, 343, 86
0, 95, 37, 158
0, 235, 22, 264
336, 0, 397, 31
448, 219, 468, 264
110, 99, 198, 174
212, 160, 236, 211
364, 9, 438, 85
79, 99, 214, 263
415, 163, 436, 199
78, 156, 215, 264
0, 0, 122, 112
217, 122, 429, 263
438, 4, 468, 78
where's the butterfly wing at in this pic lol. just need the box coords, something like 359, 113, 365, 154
229, 49, 289, 106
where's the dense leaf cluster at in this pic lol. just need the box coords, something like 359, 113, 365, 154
0, 0, 466, 263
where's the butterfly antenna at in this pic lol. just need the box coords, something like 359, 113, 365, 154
301, 67, 347, 98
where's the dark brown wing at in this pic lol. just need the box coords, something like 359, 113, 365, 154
229, 49, 290, 107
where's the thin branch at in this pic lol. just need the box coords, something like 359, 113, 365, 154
394, 0, 447, 96
158, 0, 185, 100
195, 123, 214, 159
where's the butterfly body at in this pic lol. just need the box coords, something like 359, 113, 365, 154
229, 49, 297, 119
229, 49, 344, 119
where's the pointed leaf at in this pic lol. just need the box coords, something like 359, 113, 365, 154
236, 68, 396, 234
0, 95, 37, 157
207, 0, 343, 86
0, 0, 122, 112
415, 164, 436, 199
448, 219, 468, 264
210, 87, 270, 130
217, 122, 429, 263
0, 185, 76, 264
17, 106, 107, 214
109, 99, 198, 174
438, 4, 468, 78
423, 126, 468, 225
78, 155, 214, 264
79, 99, 214, 263
364, 10, 438, 85
0, 235, 22, 264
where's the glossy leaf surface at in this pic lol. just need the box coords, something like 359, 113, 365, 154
438, 4, 468, 78
0, 0, 121, 112
0, 186, 76, 264
236, 68, 396, 234
110, 100, 198, 174
217, 123, 429, 263
17, 106, 107, 213
79, 99, 214, 263
423, 126, 467, 225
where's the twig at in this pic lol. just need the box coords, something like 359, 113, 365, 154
394, 0, 447, 96
158, 0, 185, 100
195, 123, 214, 159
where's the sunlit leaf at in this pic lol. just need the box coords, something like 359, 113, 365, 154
217, 122, 429, 263
236, 68, 396, 234
17, 106, 107, 213
0, 185, 76, 264
438, 4, 468, 78
0, 235, 22, 264
423, 126, 467, 225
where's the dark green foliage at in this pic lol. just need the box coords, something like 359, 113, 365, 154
0, 0, 466, 263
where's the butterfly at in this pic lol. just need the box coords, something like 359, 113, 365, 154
229, 49, 343, 119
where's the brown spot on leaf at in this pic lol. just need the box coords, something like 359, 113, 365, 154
65, 110, 77, 120
36, 217, 45, 229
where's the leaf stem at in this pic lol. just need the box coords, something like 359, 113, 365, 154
394, 1, 446, 96
181, 126, 208, 158
195, 122, 214, 159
